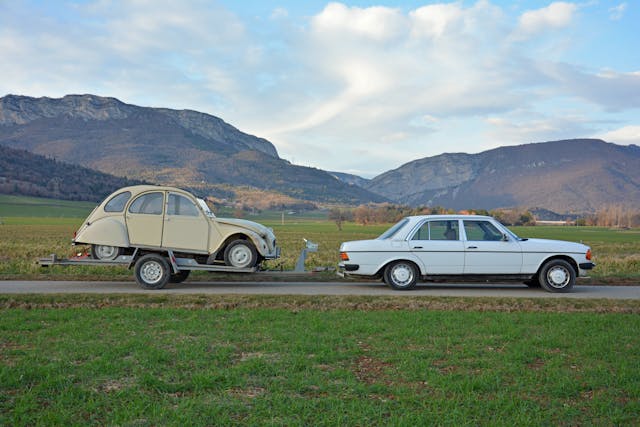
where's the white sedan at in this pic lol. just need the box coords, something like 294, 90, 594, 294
338, 215, 595, 292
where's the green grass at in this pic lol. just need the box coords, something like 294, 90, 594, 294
0, 194, 96, 218
1, 297, 638, 425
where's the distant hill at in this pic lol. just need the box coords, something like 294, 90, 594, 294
330, 171, 371, 188
366, 139, 640, 213
0, 145, 144, 202
0, 94, 386, 204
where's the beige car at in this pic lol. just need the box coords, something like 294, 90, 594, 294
74, 185, 279, 277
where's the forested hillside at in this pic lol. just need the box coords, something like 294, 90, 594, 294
0, 146, 144, 202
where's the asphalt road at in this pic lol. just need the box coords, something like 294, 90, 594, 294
0, 280, 638, 299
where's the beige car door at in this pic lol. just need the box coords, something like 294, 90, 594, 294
161, 192, 209, 253
126, 191, 165, 247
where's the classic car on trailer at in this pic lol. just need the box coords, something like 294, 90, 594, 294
44, 185, 281, 289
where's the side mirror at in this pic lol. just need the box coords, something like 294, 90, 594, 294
502, 233, 509, 242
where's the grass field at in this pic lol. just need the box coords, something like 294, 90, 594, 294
0, 215, 638, 282
1, 295, 638, 425
1, 196, 638, 425
0, 194, 97, 218
0, 194, 638, 281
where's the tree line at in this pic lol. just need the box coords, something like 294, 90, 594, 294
329, 203, 537, 230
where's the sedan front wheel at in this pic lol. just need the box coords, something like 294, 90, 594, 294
538, 259, 575, 293
384, 261, 418, 290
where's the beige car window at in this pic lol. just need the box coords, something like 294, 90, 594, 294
128, 192, 164, 215
167, 193, 199, 217
104, 191, 131, 212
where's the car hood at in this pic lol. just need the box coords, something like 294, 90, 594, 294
216, 217, 274, 238
518, 238, 589, 253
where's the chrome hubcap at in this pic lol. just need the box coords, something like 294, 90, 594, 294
547, 266, 569, 288
141, 261, 163, 284
392, 264, 413, 286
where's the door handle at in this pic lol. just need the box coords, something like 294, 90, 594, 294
467, 246, 478, 249
412, 246, 423, 249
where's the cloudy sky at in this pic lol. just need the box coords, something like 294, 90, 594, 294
1, 1, 639, 177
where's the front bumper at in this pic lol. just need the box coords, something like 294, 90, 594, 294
579, 262, 596, 270
264, 246, 281, 260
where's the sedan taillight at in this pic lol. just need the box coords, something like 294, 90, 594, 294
586, 249, 592, 260
340, 252, 350, 261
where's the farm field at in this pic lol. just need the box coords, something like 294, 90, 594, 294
0, 194, 638, 281
0, 216, 638, 282
1, 195, 639, 425
1, 295, 639, 425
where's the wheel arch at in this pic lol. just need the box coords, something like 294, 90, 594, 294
536, 255, 579, 276
375, 256, 424, 279
215, 232, 265, 259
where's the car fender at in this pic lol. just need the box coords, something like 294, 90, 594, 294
213, 229, 269, 257
75, 216, 130, 248
370, 253, 426, 277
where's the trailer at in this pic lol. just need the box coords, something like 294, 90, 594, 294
39, 240, 318, 290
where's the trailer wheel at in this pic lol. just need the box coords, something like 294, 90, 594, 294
134, 254, 170, 290
169, 270, 190, 284
224, 240, 258, 268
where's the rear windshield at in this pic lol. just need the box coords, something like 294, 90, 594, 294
378, 218, 409, 240
104, 191, 131, 212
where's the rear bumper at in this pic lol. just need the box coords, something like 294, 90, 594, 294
338, 263, 360, 272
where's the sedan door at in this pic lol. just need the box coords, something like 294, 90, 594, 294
462, 219, 522, 274
409, 220, 465, 274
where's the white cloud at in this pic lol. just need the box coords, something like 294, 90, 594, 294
485, 111, 596, 146
515, 2, 577, 38
310, 2, 405, 42
409, 3, 463, 38
597, 125, 640, 144
609, 3, 627, 20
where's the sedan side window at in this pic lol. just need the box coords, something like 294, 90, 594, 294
128, 192, 164, 215
464, 220, 503, 241
411, 220, 459, 240
104, 191, 131, 212
167, 193, 199, 217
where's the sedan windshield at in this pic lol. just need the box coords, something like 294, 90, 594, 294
378, 218, 409, 240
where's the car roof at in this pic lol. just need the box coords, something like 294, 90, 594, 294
405, 215, 495, 221
109, 185, 195, 197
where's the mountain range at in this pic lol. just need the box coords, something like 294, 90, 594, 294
365, 139, 640, 213
0, 94, 384, 204
1, 94, 639, 213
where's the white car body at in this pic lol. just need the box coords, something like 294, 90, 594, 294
339, 215, 595, 292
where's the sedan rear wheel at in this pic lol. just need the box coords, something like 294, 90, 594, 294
384, 261, 418, 290
538, 259, 575, 293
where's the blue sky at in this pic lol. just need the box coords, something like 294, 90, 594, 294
1, 1, 639, 177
